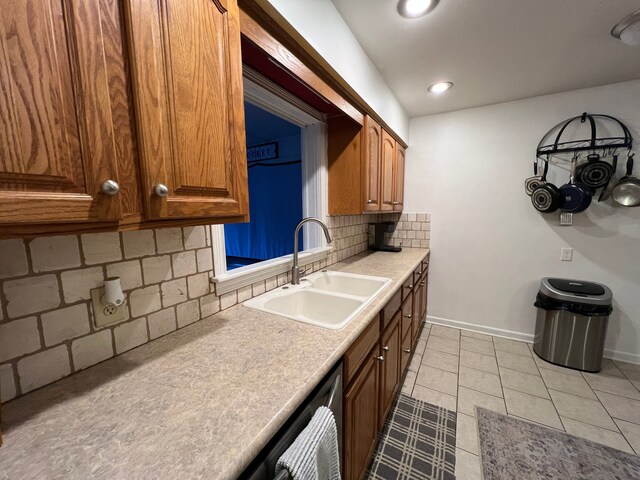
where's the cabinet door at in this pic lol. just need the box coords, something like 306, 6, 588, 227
0, 0, 127, 224
125, 0, 249, 220
379, 316, 401, 427
344, 352, 380, 480
412, 282, 421, 345
420, 273, 429, 321
401, 329, 412, 374
362, 116, 381, 212
392, 143, 405, 211
380, 130, 395, 211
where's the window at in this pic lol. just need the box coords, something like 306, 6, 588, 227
210, 68, 329, 294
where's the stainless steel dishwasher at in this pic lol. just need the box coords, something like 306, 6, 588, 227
239, 361, 343, 480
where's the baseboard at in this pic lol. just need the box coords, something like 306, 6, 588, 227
426, 315, 640, 365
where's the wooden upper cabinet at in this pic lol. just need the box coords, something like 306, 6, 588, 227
124, 0, 249, 220
363, 116, 382, 212
0, 0, 130, 224
380, 129, 395, 212
393, 143, 405, 211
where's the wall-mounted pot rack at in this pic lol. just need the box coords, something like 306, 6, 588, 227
536, 112, 633, 159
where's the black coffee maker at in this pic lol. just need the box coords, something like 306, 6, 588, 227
369, 222, 402, 252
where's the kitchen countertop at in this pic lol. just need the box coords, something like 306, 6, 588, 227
0, 248, 429, 480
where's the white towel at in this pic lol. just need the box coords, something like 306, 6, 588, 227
275, 406, 341, 480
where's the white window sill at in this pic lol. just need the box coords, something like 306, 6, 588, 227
210, 247, 332, 295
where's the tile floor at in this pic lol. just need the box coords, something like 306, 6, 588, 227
401, 322, 640, 479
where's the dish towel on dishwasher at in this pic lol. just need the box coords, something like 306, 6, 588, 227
275, 406, 341, 480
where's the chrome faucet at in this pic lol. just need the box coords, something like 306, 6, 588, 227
291, 217, 332, 285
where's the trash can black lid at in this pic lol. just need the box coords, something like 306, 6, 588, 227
547, 278, 605, 296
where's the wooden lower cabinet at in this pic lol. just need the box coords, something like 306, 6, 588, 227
344, 351, 380, 480
378, 316, 401, 427
342, 257, 428, 480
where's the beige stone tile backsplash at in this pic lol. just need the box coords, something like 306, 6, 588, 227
0, 212, 429, 402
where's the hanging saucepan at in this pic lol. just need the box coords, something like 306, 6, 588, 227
577, 153, 613, 190
559, 157, 592, 213
612, 153, 640, 207
525, 158, 545, 196
531, 159, 562, 213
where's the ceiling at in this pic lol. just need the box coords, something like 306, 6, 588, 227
331, 0, 640, 117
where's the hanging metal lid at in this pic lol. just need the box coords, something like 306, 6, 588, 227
536, 112, 633, 158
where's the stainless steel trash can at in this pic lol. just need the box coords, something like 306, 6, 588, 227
533, 278, 613, 372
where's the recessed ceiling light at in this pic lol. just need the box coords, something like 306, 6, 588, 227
611, 9, 640, 46
427, 82, 453, 94
397, 0, 439, 19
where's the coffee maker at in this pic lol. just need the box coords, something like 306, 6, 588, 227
369, 221, 402, 252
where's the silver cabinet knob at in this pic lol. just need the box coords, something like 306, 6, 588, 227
405, 284, 413, 289
403, 349, 411, 353
392, 201, 399, 205
382, 346, 389, 351
375, 355, 384, 362
420, 282, 426, 287
404, 314, 412, 319
154, 184, 169, 197
367, 199, 374, 204
100, 180, 120, 196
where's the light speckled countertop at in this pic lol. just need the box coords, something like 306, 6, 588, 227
0, 248, 428, 480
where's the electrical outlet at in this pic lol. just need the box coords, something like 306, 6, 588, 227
560, 213, 573, 226
560, 248, 573, 262
91, 287, 127, 327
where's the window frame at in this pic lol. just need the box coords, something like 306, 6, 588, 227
210, 68, 330, 295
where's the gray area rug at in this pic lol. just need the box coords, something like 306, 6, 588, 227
366, 393, 456, 480
477, 407, 640, 480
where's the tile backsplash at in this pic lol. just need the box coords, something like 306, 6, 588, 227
0, 212, 430, 403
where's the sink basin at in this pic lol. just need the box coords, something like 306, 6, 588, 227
243, 271, 391, 330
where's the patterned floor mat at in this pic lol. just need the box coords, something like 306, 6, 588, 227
366, 393, 457, 480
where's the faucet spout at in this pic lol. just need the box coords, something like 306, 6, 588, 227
291, 217, 332, 285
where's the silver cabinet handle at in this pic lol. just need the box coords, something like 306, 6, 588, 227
405, 284, 413, 289
367, 199, 374, 204
375, 355, 384, 362
154, 184, 169, 197
382, 346, 389, 351
404, 314, 412, 319
101, 180, 120, 196
420, 282, 426, 287
392, 201, 399, 205
403, 349, 411, 353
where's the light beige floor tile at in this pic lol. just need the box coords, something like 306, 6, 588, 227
422, 348, 459, 373
455, 448, 481, 480
600, 359, 625, 377
460, 337, 494, 356
460, 330, 493, 343
532, 353, 581, 376
456, 413, 478, 455
430, 324, 461, 340
496, 350, 538, 375
583, 372, 640, 400
561, 417, 634, 453
460, 349, 498, 375
412, 384, 456, 411
415, 339, 427, 355
614, 418, 640, 454
401, 369, 417, 395
504, 388, 562, 429
408, 353, 422, 373
459, 366, 503, 398
458, 386, 506, 417
539, 368, 597, 399
596, 390, 640, 425
493, 337, 531, 357
622, 369, 640, 391
549, 389, 617, 430
416, 365, 458, 395
613, 360, 640, 373
418, 328, 430, 342
499, 367, 549, 399
427, 335, 459, 355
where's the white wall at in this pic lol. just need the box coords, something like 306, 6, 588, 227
265, 0, 410, 142
405, 80, 640, 363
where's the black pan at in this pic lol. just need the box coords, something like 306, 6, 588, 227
525, 159, 545, 196
598, 153, 618, 202
531, 160, 562, 213
577, 153, 613, 190
560, 157, 592, 213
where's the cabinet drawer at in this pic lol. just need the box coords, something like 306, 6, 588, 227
382, 288, 402, 329
401, 297, 412, 339
344, 314, 380, 386
400, 277, 414, 303
401, 328, 412, 374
